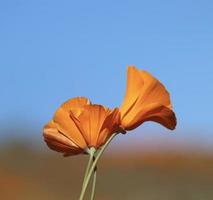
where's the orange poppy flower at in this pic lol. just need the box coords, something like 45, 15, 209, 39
120, 66, 176, 131
43, 97, 120, 156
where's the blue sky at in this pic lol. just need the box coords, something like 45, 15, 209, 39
0, 1, 213, 148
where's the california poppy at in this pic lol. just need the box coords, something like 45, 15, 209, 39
43, 67, 177, 200
43, 97, 120, 156
119, 66, 176, 131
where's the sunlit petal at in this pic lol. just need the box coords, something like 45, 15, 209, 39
97, 108, 120, 146
120, 66, 176, 130
53, 106, 87, 149
43, 121, 83, 156
61, 96, 91, 117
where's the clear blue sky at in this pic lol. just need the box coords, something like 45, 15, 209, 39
0, 1, 213, 148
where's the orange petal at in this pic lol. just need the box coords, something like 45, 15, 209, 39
53, 107, 87, 148
61, 97, 91, 117
122, 103, 176, 130
44, 121, 79, 148
70, 105, 120, 148
72, 105, 111, 147
142, 106, 176, 130
43, 121, 83, 156
120, 66, 176, 130
97, 108, 120, 147
46, 140, 83, 156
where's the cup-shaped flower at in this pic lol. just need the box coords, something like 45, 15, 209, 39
43, 97, 120, 156
120, 66, 176, 131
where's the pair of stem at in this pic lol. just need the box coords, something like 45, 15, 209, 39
79, 133, 117, 200
80, 147, 96, 200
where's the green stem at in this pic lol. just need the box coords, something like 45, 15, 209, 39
79, 133, 117, 200
82, 148, 95, 187
90, 156, 97, 200
78, 147, 95, 200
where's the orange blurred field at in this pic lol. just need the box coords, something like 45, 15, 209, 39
1, 143, 213, 200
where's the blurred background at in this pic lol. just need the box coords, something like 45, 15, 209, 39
1, 0, 213, 199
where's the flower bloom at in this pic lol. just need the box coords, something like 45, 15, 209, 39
119, 66, 176, 131
43, 66, 176, 156
43, 97, 120, 156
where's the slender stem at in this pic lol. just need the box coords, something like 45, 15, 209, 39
79, 133, 117, 200
90, 156, 97, 200
82, 148, 95, 187
79, 147, 95, 200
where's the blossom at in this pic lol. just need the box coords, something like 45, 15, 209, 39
119, 66, 176, 131
43, 97, 120, 156
43, 66, 176, 157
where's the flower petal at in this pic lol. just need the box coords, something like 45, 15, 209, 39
43, 121, 83, 156
61, 97, 91, 117
97, 108, 120, 147
73, 105, 111, 147
120, 66, 176, 130
46, 141, 83, 156
53, 107, 87, 148
122, 103, 176, 130
70, 105, 120, 148
44, 120, 79, 147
